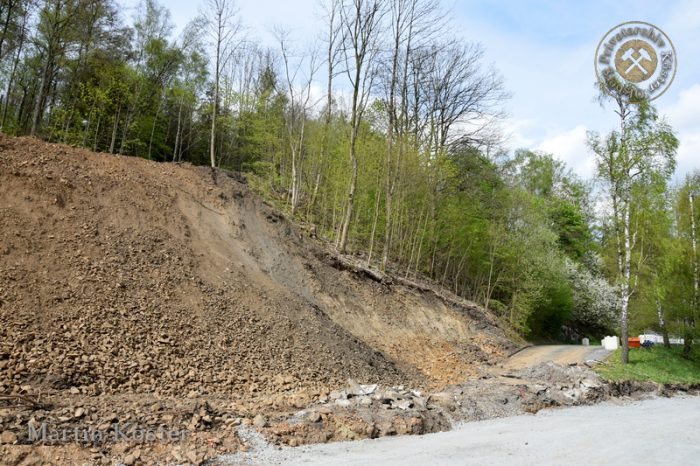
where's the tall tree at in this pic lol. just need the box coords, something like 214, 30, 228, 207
337, 0, 385, 253
204, 0, 239, 168
277, 30, 318, 214
30, 0, 80, 135
0, 0, 31, 130
588, 89, 678, 364
379, 0, 442, 270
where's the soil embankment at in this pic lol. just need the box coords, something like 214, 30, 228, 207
0, 135, 515, 463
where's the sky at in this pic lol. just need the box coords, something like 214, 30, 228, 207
120, 0, 700, 181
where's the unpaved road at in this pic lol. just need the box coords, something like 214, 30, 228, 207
503, 345, 610, 370
222, 396, 700, 465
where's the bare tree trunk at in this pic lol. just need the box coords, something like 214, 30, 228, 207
207, 0, 237, 168
93, 113, 101, 151
338, 134, 358, 252
308, 0, 339, 221
609, 97, 632, 364
484, 241, 496, 312
405, 205, 425, 277
290, 146, 299, 212
172, 96, 183, 162
118, 106, 133, 155
656, 298, 670, 349
308, 170, 322, 217
453, 250, 469, 295
210, 76, 218, 167
366, 169, 383, 267
620, 202, 632, 364
30, 62, 51, 136
277, 34, 316, 216
148, 92, 163, 159
440, 241, 454, 290
82, 99, 96, 147
381, 0, 402, 270
337, 0, 383, 254
109, 105, 121, 154
410, 206, 429, 279
685, 191, 699, 359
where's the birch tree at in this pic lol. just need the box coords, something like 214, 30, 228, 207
588, 90, 677, 364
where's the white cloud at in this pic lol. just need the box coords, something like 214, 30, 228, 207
661, 85, 700, 179
536, 125, 595, 179
500, 117, 537, 150
661, 84, 700, 132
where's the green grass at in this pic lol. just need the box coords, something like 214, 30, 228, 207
596, 345, 700, 385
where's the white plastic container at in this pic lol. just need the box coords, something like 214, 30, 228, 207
602, 335, 620, 350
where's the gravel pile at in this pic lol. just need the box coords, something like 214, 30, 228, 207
0, 135, 514, 464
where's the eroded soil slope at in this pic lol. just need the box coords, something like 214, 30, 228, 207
0, 135, 515, 462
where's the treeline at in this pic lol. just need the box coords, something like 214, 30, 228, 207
0, 0, 695, 344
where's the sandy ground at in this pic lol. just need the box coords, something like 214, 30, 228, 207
219, 396, 700, 465
503, 345, 611, 370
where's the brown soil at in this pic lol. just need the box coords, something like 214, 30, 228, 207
0, 135, 515, 464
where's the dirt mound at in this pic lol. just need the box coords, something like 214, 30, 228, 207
0, 135, 514, 463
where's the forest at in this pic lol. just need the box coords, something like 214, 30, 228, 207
0, 0, 696, 349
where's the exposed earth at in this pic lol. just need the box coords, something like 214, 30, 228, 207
0, 136, 695, 465
0, 135, 514, 464
220, 396, 700, 465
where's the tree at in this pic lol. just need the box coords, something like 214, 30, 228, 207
118, 0, 174, 156
376, 0, 443, 269
276, 30, 319, 215
30, 0, 81, 135
507, 150, 595, 262
0, 0, 31, 131
305, 0, 342, 220
588, 88, 678, 364
170, 18, 208, 162
204, 0, 239, 168
337, 0, 385, 253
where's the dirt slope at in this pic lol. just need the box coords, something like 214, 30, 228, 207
0, 135, 515, 461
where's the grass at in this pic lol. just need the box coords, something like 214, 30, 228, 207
596, 345, 700, 385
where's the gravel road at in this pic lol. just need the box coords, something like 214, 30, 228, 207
221, 396, 700, 465
503, 345, 611, 370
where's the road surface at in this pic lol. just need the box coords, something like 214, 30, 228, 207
503, 345, 611, 370
222, 396, 700, 465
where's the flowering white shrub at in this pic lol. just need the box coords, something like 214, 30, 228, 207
565, 258, 619, 330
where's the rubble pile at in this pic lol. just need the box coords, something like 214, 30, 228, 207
0, 135, 514, 463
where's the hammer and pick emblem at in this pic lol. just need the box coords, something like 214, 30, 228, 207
614, 39, 658, 83
622, 47, 651, 74
595, 21, 677, 101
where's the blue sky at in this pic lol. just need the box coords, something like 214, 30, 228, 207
123, 0, 700, 180
455, 0, 700, 181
